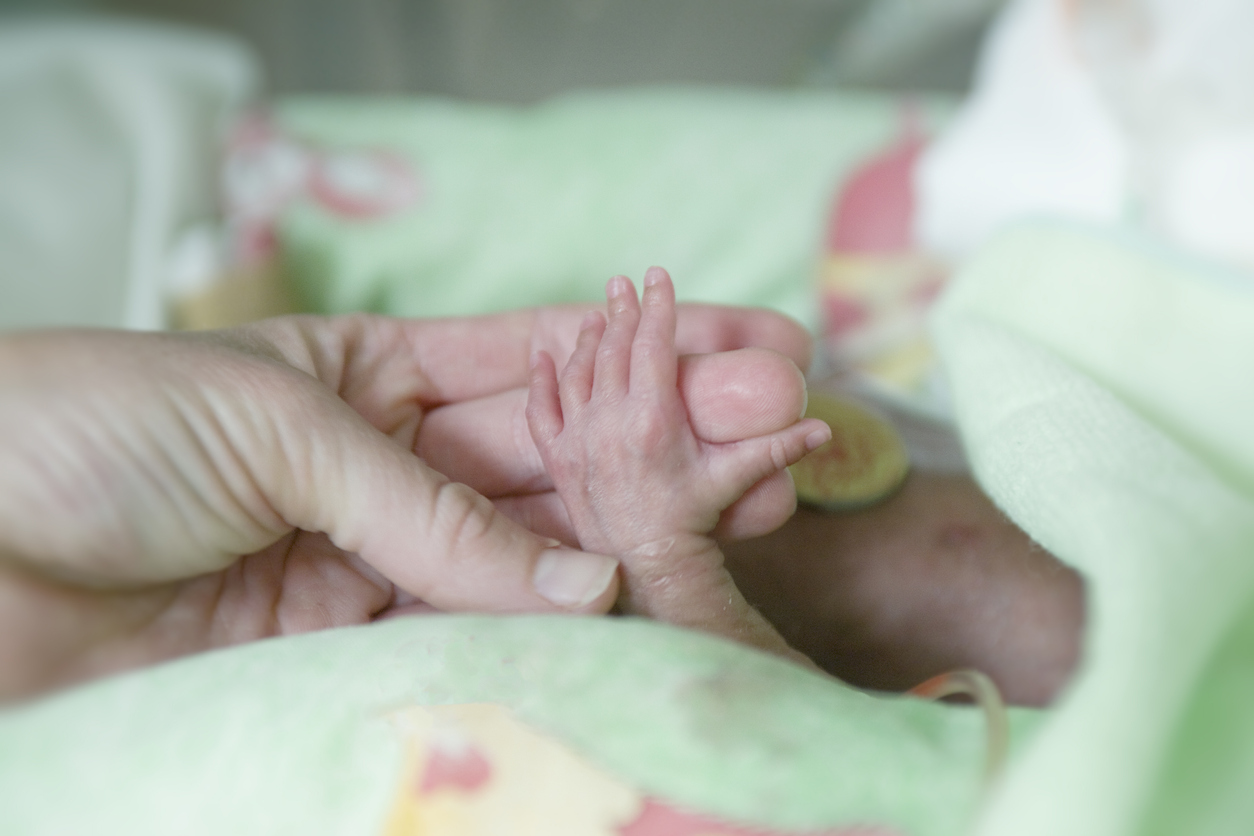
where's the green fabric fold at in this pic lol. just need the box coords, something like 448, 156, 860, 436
932, 223, 1254, 836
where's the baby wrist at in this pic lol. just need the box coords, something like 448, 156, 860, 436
623, 533, 722, 565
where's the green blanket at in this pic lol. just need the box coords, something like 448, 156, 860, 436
5, 89, 1252, 835
934, 223, 1254, 836
275, 89, 950, 330
0, 616, 1012, 835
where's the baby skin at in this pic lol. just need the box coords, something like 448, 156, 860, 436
526, 268, 831, 662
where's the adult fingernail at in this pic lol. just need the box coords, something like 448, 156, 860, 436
805, 425, 832, 451
533, 549, 619, 608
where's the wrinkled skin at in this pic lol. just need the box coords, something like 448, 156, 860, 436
527, 269, 830, 661
0, 294, 815, 701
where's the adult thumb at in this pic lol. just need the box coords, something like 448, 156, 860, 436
249, 382, 621, 615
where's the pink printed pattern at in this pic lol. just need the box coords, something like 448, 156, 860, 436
222, 113, 422, 268
417, 739, 492, 794
621, 798, 901, 836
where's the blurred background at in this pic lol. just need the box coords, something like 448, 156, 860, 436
3, 0, 1253, 411
2, 0, 999, 98
0, 0, 1005, 402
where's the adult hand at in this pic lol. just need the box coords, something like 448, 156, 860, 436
415, 302, 813, 543
0, 298, 812, 699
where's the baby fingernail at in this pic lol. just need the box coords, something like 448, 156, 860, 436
533, 549, 619, 608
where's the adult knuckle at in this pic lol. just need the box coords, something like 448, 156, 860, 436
430, 480, 499, 562
769, 436, 790, 472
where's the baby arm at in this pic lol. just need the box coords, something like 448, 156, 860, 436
525, 267, 830, 660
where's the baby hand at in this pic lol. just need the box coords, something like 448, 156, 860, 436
526, 267, 830, 630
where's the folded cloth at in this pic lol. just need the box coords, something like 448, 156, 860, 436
918, 0, 1254, 277
0, 614, 1030, 836
933, 222, 1254, 836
